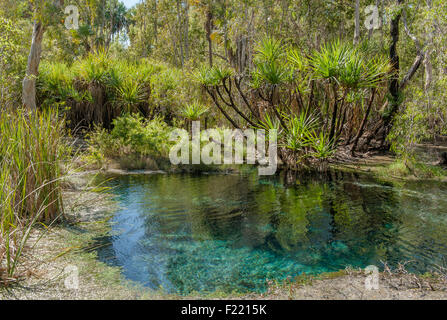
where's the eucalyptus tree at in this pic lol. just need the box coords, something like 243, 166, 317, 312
354, 0, 360, 44
386, 0, 447, 158
128, 0, 197, 67
22, 0, 64, 110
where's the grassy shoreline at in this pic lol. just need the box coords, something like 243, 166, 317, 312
331, 153, 447, 182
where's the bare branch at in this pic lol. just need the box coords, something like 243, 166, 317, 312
399, 8, 425, 90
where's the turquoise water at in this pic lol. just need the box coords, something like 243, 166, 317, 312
96, 170, 447, 294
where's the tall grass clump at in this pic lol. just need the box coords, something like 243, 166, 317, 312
0, 108, 67, 283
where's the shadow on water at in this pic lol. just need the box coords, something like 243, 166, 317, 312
93, 169, 447, 295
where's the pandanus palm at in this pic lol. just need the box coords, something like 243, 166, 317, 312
253, 38, 291, 86
180, 102, 209, 132
196, 37, 392, 170
310, 41, 391, 147
115, 78, 146, 114
252, 39, 293, 133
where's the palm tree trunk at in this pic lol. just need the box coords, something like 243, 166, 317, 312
328, 84, 339, 143
351, 89, 376, 154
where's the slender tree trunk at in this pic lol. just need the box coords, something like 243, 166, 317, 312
383, 0, 403, 130
328, 84, 339, 143
354, 0, 360, 44
153, 1, 158, 45
176, 0, 184, 68
424, 48, 433, 133
22, 20, 44, 110
424, 50, 433, 92
205, 8, 213, 67
184, 0, 190, 62
100, 0, 106, 45
106, 1, 116, 49
351, 89, 376, 154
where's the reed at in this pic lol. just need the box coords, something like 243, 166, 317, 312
0, 108, 67, 283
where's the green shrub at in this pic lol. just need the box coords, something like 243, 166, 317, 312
0, 17, 27, 108
86, 113, 174, 168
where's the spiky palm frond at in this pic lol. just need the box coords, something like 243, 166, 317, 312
115, 78, 146, 113
338, 50, 391, 89
361, 56, 392, 88
179, 102, 209, 121
255, 62, 291, 85
256, 113, 281, 133
253, 38, 291, 86
310, 41, 391, 89
194, 66, 219, 86
307, 131, 336, 159
212, 66, 233, 82
39, 62, 73, 99
255, 38, 285, 64
284, 112, 318, 151
135, 62, 156, 84
310, 40, 352, 82
73, 48, 110, 84
287, 48, 309, 73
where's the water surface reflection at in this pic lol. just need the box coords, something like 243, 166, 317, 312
96, 171, 447, 294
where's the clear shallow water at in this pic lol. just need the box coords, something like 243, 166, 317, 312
96, 170, 447, 294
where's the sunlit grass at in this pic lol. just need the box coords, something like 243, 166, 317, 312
0, 108, 68, 283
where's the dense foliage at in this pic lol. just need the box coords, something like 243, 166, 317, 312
1, 0, 447, 283
86, 113, 174, 169
37, 51, 200, 129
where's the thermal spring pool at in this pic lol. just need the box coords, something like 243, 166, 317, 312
95, 171, 447, 295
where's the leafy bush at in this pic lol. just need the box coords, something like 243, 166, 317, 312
388, 75, 447, 161
86, 113, 174, 168
0, 17, 27, 108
